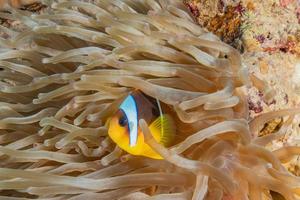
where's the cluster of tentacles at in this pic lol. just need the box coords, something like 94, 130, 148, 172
0, 0, 299, 199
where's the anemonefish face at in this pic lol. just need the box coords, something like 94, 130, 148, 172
108, 110, 131, 150
108, 91, 175, 159
108, 94, 145, 156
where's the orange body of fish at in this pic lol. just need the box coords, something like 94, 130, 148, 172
108, 90, 175, 159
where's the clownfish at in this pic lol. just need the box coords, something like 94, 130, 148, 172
108, 90, 175, 159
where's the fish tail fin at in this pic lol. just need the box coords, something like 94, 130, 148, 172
149, 114, 176, 147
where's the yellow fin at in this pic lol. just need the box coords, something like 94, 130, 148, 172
149, 114, 175, 147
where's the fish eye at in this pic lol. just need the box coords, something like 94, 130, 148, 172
119, 115, 128, 127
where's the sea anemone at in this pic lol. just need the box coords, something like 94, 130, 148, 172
0, 0, 299, 199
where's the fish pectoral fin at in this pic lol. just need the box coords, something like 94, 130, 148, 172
149, 114, 175, 147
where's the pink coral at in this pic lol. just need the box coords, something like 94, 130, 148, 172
184, 1, 200, 17
279, 0, 294, 7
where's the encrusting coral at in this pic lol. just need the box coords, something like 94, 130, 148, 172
0, 0, 299, 199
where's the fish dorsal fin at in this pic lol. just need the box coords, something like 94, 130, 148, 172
149, 114, 175, 147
